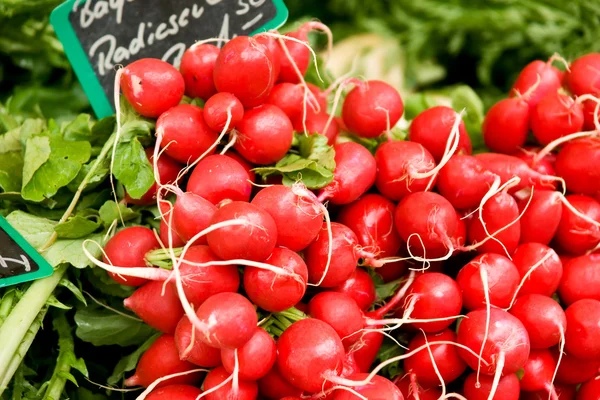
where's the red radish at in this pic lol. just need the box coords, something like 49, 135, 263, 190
156, 104, 219, 164
187, 154, 253, 205
577, 377, 600, 400
207, 201, 278, 262
251, 185, 323, 252
511, 59, 563, 107
224, 151, 255, 182
559, 254, 600, 305
514, 148, 557, 186
520, 349, 558, 392
277, 318, 345, 393
243, 247, 308, 312
234, 104, 293, 165
512, 243, 562, 297
475, 153, 557, 192
125, 148, 182, 205
463, 373, 520, 400
403, 329, 467, 386
332, 269, 376, 311
221, 328, 276, 381
482, 97, 530, 154
203, 92, 244, 132
375, 141, 437, 201
174, 316, 221, 367
552, 347, 600, 385
582, 98, 600, 130
318, 142, 377, 205
554, 195, 600, 255
341, 80, 404, 138
530, 93, 584, 145
258, 365, 304, 400
375, 260, 408, 283
120, 58, 184, 118
308, 292, 364, 348
145, 385, 202, 400
555, 138, 600, 197
510, 295, 567, 349
456, 253, 519, 310
565, 53, 600, 96
436, 155, 496, 209
124, 281, 184, 334
518, 190, 562, 245
103, 226, 159, 287
213, 36, 276, 107
179, 44, 219, 100
159, 201, 185, 248
125, 335, 201, 388
521, 384, 577, 400
408, 105, 472, 162
307, 83, 328, 110
564, 299, 600, 360
305, 222, 359, 287
331, 374, 403, 399
172, 192, 217, 244
254, 35, 281, 80
202, 366, 258, 400
267, 83, 305, 120
293, 111, 339, 145
395, 374, 442, 400
349, 331, 384, 373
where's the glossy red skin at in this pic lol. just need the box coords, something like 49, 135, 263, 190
554, 195, 600, 255
187, 154, 252, 205
332, 269, 376, 311
463, 373, 520, 400
172, 192, 217, 244
510, 294, 566, 349
400, 272, 463, 333
582, 98, 599, 130
565, 53, 600, 96
521, 383, 576, 400
258, 365, 304, 400
375, 141, 437, 201
251, 185, 323, 251
207, 201, 278, 262
332, 373, 404, 400
511, 60, 562, 108
408, 105, 472, 162
559, 254, 600, 305
124, 281, 183, 334
514, 148, 557, 187
577, 377, 600, 400
157, 104, 219, 164
174, 316, 222, 367
342, 80, 404, 138
277, 318, 345, 393
309, 292, 364, 348
159, 201, 185, 248
531, 93, 584, 145
305, 222, 359, 287
520, 349, 557, 391
293, 111, 339, 145
243, 247, 308, 312
456, 253, 519, 310
203, 92, 244, 132
180, 44, 219, 100
375, 260, 408, 283
267, 83, 304, 120
555, 138, 600, 198
512, 243, 562, 297
518, 190, 562, 245
224, 151, 255, 182
349, 330, 383, 373
436, 155, 495, 209
395, 192, 458, 258
234, 104, 293, 165
320, 142, 376, 205
277, 30, 310, 83
468, 191, 521, 255
125, 335, 202, 388
564, 299, 600, 360
254, 34, 281, 80
121, 58, 184, 118
213, 36, 276, 107
125, 148, 182, 205
145, 385, 203, 400
103, 226, 159, 286
452, 211, 467, 250
395, 375, 442, 400
221, 328, 276, 381
476, 153, 555, 192
203, 366, 258, 400
404, 329, 467, 386
483, 97, 530, 153
552, 347, 600, 385
457, 308, 530, 375
307, 83, 328, 110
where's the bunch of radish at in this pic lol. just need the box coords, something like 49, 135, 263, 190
91, 19, 600, 399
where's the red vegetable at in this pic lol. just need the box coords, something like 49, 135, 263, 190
180, 44, 219, 100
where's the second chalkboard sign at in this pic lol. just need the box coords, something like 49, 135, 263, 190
51, 0, 288, 118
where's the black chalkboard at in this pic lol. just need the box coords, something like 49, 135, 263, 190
51, 0, 289, 118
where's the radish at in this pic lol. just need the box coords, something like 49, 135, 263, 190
213, 36, 277, 107
554, 194, 600, 255
559, 254, 600, 305
565, 53, 600, 96
456, 253, 520, 310
203, 92, 244, 132
187, 154, 253, 205
331, 374, 403, 399
258, 365, 304, 400
125, 334, 202, 388
349, 330, 384, 373
408, 105, 472, 162
221, 328, 276, 381
124, 281, 184, 334
318, 142, 377, 205
159, 201, 185, 248
156, 104, 219, 164
437, 155, 496, 209
530, 93, 584, 145
375, 260, 409, 283
511, 58, 563, 107
509, 295, 566, 349
514, 148, 557, 186
206, 201, 278, 262
103, 226, 160, 287
120, 58, 184, 118
125, 148, 182, 205
308, 291, 365, 348
375, 141, 437, 201
520, 349, 558, 392
174, 316, 221, 367
577, 377, 600, 400
171, 191, 217, 244
555, 138, 600, 197
463, 373, 520, 400
251, 185, 323, 252
243, 247, 308, 312
224, 151, 256, 182
267, 83, 306, 120
475, 153, 558, 192
145, 385, 203, 400
180, 44, 219, 100
254, 35, 281, 80
395, 374, 442, 400
582, 98, 600, 130
518, 190, 562, 245
332, 269, 376, 311
512, 243, 562, 297
521, 384, 577, 400
234, 104, 293, 165
293, 111, 340, 145
564, 299, 600, 360
552, 346, 600, 385
482, 97, 530, 154
202, 366, 258, 400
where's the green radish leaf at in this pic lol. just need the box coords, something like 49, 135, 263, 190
98, 201, 139, 227
58, 278, 87, 305
62, 114, 93, 142
67, 157, 110, 193
54, 213, 101, 239
6, 210, 55, 248
0, 151, 24, 192
76, 189, 112, 211
404, 92, 438, 120
107, 333, 160, 385
450, 85, 485, 151
83, 268, 135, 299
374, 338, 404, 379
112, 138, 154, 200
44, 233, 107, 269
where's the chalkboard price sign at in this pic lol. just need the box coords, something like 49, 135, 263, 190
0, 216, 54, 288
51, 0, 288, 118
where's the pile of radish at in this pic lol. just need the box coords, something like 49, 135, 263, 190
93, 22, 600, 400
